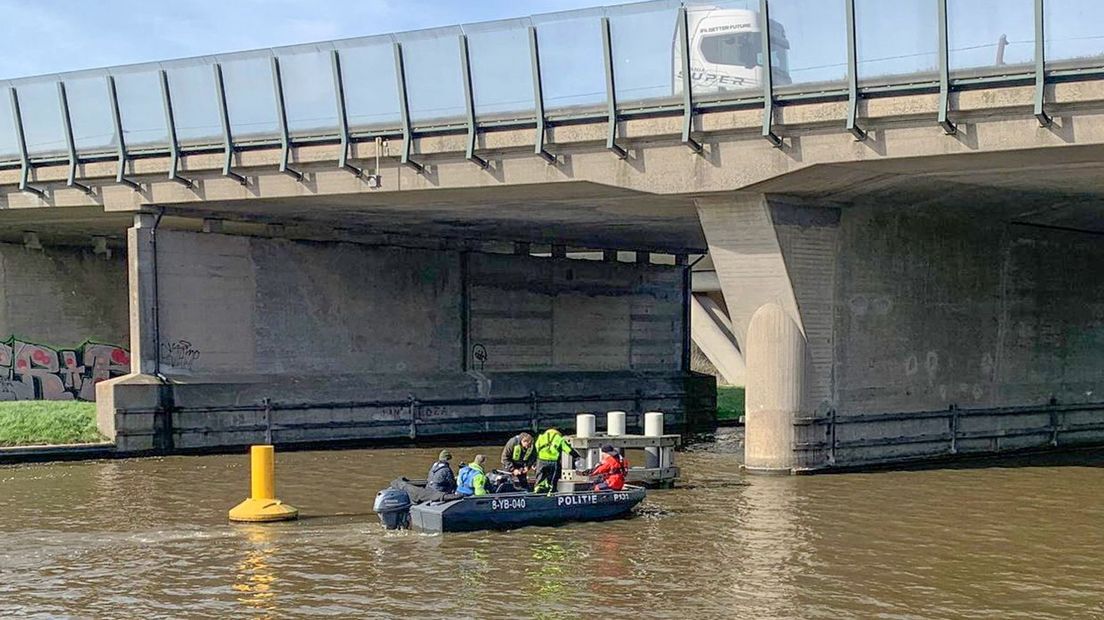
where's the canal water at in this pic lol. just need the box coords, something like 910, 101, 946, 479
1, 434, 1102, 619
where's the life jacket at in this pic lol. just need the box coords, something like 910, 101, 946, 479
511, 439, 534, 463
594, 454, 628, 490
456, 463, 485, 496
426, 460, 455, 493
536, 429, 565, 461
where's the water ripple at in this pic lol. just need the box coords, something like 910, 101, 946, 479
1, 445, 1102, 618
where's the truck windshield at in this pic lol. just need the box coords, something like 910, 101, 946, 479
699, 32, 760, 69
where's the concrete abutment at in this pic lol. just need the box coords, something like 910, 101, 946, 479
97, 219, 713, 452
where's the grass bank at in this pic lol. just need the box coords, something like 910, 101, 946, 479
0, 401, 105, 447
717, 385, 745, 422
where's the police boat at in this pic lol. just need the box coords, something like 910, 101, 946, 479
373, 472, 646, 533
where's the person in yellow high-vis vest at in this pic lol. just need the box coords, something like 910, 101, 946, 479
533, 426, 580, 494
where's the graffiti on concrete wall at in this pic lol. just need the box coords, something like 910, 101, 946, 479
0, 338, 130, 401
160, 339, 201, 371
472, 343, 488, 371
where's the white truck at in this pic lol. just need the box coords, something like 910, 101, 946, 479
674, 6, 791, 94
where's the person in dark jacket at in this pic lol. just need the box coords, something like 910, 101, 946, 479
500, 432, 536, 489
426, 449, 457, 494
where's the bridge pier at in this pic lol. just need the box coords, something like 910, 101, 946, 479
697, 194, 835, 471
743, 303, 807, 473
699, 191, 1104, 472
128, 214, 160, 376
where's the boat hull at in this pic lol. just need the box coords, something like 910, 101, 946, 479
409, 486, 646, 533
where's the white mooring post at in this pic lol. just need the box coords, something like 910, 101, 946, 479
574, 413, 598, 469
607, 411, 626, 436
644, 411, 664, 469
576, 413, 596, 437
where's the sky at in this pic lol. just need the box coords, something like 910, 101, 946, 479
0, 0, 643, 80
0, 0, 1099, 81
1, 0, 1100, 82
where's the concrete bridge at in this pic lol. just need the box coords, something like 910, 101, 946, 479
2, 0, 1102, 471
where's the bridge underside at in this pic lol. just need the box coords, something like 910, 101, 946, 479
0, 181, 706, 250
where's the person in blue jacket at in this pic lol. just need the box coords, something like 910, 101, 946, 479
456, 454, 488, 496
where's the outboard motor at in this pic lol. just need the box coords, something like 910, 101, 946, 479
373, 488, 412, 529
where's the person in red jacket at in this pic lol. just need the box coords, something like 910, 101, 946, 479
589, 444, 628, 491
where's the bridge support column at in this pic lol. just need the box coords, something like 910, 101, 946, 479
700, 189, 1104, 471
744, 303, 807, 473
128, 213, 159, 375
96, 213, 171, 452
696, 193, 837, 471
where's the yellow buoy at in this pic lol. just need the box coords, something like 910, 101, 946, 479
229, 445, 299, 522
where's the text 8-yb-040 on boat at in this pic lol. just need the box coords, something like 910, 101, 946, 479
374, 477, 646, 533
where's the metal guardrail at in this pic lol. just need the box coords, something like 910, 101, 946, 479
116, 390, 689, 447
2, 0, 1103, 194
794, 401, 1104, 466
0, 442, 118, 464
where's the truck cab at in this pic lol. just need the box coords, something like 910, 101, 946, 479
674, 6, 791, 94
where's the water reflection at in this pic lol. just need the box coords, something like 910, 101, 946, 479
590, 530, 632, 581
456, 547, 490, 607
730, 477, 804, 619
233, 526, 279, 620
526, 536, 571, 605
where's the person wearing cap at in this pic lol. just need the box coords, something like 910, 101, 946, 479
426, 449, 457, 494
587, 444, 628, 491
456, 454, 488, 496
533, 426, 581, 494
